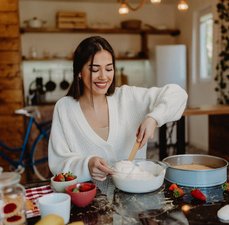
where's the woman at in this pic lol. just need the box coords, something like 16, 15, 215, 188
48, 36, 188, 182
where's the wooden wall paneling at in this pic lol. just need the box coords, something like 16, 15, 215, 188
0, 0, 18, 12
0, 77, 23, 90
0, 12, 18, 24
0, 38, 20, 50
0, 0, 24, 173
0, 51, 21, 64
0, 24, 19, 38
0, 64, 20, 78
0, 89, 23, 103
0, 102, 22, 114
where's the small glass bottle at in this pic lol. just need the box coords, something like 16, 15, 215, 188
0, 172, 27, 225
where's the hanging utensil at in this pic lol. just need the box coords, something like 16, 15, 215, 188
60, 70, 70, 90
128, 141, 140, 161
45, 70, 56, 92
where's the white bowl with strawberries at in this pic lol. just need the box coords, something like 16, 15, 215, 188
51, 172, 77, 193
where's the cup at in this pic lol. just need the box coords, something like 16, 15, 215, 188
37, 193, 71, 224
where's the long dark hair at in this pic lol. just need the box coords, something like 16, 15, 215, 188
67, 36, 116, 100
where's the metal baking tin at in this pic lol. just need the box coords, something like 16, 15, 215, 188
162, 154, 228, 187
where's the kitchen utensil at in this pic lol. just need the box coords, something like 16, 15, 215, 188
128, 141, 140, 161
45, 70, 56, 92
28, 77, 46, 105
163, 154, 228, 187
111, 159, 166, 193
60, 71, 70, 90
24, 17, 46, 28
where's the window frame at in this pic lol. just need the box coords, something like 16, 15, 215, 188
196, 6, 214, 82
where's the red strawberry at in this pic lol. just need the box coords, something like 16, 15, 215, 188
191, 189, 206, 201
173, 187, 184, 198
53, 173, 65, 182
64, 172, 76, 181
222, 182, 229, 192
66, 176, 76, 181
79, 183, 93, 192
169, 183, 179, 191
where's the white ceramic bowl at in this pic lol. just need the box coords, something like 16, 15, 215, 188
51, 176, 77, 193
111, 159, 166, 193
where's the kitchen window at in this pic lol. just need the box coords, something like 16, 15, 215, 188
198, 8, 213, 80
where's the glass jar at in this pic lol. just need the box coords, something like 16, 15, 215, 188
0, 172, 27, 225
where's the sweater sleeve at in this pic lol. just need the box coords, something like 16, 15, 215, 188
48, 99, 92, 182
124, 84, 188, 127
146, 84, 188, 127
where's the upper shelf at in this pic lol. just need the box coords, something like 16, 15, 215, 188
20, 27, 180, 36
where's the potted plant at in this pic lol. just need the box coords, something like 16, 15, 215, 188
214, 0, 229, 104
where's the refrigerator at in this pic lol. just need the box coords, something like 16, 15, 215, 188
155, 45, 187, 90
155, 45, 187, 154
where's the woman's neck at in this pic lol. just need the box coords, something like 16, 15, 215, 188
80, 94, 107, 109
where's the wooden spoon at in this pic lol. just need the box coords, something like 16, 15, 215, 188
128, 141, 140, 161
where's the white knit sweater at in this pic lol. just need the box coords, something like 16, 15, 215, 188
48, 84, 188, 182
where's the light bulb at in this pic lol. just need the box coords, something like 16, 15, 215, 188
178, 0, 189, 11
151, 0, 161, 3
119, 2, 129, 14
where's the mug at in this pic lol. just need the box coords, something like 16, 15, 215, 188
38, 193, 71, 224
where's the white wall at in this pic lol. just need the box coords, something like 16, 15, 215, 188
19, 0, 178, 102
175, 0, 218, 150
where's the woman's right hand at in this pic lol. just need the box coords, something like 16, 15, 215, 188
88, 156, 113, 181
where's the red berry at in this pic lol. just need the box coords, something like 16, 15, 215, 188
191, 189, 206, 201
169, 183, 179, 191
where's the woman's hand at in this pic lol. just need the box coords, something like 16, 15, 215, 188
136, 117, 157, 149
88, 156, 113, 181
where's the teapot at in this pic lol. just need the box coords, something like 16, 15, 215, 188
24, 17, 46, 28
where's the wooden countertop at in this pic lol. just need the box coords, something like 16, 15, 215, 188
184, 105, 229, 116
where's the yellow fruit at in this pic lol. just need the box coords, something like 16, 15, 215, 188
68, 221, 84, 225
35, 214, 64, 225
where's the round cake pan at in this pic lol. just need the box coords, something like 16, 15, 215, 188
162, 154, 228, 187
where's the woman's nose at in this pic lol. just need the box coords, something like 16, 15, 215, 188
98, 70, 107, 79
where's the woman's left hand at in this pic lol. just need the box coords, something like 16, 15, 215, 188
136, 117, 157, 149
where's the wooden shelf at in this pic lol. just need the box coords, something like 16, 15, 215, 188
22, 56, 148, 61
20, 27, 180, 36
20, 26, 180, 61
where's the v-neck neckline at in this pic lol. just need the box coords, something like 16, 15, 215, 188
76, 96, 114, 145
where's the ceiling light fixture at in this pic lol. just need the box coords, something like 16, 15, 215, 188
118, 0, 159, 15
177, 0, 189, 11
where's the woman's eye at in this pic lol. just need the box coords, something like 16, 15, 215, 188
92, 69, 99, 73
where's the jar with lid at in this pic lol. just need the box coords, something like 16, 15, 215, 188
0, 172, 27, 225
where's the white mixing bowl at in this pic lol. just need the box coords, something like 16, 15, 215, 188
111, 159, 166, 193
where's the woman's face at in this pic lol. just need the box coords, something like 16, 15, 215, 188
81, 49, 114, 97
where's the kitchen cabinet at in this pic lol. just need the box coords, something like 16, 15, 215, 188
20, 27, 180, 60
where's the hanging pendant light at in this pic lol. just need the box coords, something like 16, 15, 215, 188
150, 0, 161, 3
177, 0, 189, 11
119, 1, 129, 14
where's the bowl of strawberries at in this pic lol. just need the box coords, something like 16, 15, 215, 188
51, 172, 77, 193
65, 182, 96, 207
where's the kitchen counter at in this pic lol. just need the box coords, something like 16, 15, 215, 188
27, 175, 229, 225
